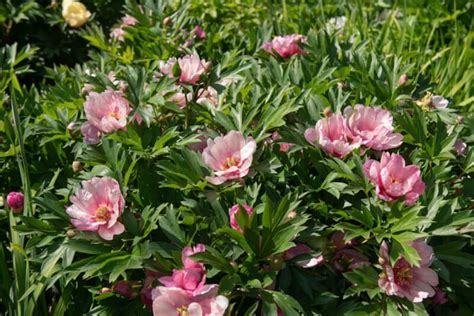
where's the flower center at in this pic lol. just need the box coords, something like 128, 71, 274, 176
95, 206, 110, 222
109, 112, 121, 120
221, 156, 239, 170
394, 259, 413, 286
177, 306, 189, 316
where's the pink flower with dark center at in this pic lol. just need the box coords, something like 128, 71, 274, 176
378, 240, 439, 303
193, 25, 206, 39
122, 14, 138, 26
152, 285, 228, 316
7, 192, 24, 213
82, 89, 131, 144
305, 114, 360, 158
66, 177, 125, 240
262, 34, 306, 58
229, 204, 253, 232
344, 105, 403, 151
202, 131, 257, 185
178, 54, 211, 85
363, 152, 425, 205
332, 249, 369, 272
284, 244, 325, 268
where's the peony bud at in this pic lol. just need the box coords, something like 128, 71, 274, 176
7, 192, 24, 213
66, 229, 77, 238
112, 280, 139, 299
81, 84, 94, 95
398, 74, 408, 86
456, 116, 464, 124
162, 16, 172, 26
72, 161, 82, 173
287, 211, 297, 220
100, 287, 112, 294
433, 288, 448, 305
62, 0, 91, 28
323, 107, 333, 117
454, 139, 467, 156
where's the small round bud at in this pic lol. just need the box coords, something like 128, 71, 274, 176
287, 211, 297, 220
100, 287, 112, 294
398, 74, 408, 86
323, 107, 333, 117
162, 17, 172, 26
456, 116, 464, 124
72, 161, 82, 173
7, 192, 24, 213
66, 229, 77, 238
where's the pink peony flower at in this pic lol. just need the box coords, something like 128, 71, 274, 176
196, 87, 218, 107
332, 249, 369, 272
363, 152, 425, 205
110, 27, 126, 41
80, 122, 102, 145
66, 177, 125, 240
202, 131, 257, 185
152, 285, 228, 316
378, 240, 439, 303
193, 25, 206, 39
433, 287, 448, 305
159, 57, 177, 78
182, 244, 206, 271
262, 34, 306, 58
431, 95, 449, 109
305, 114, 360, 158
83, 89, 131, 140
229, 204, 253, 232
7, 191, 24, 213
159, 268, 206, 295
122, 14, 138, 26
344, 105, 403, 151
454, 139, 467, 156
169, 91, 191, 109
284, 244, 325, 268
178, 54, 211, 85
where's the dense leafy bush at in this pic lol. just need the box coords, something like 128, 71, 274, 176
1, 0, 473, 315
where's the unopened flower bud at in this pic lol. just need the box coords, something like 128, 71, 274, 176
287, 211, 297, 220
456, 116, 464, 124
398, 74, 408, 86
454, 139, 467, 156
323, 107, 333, 117
162, 16, 172, 26
100, 287, 112, 294
66, 229, 77, 238
72, 161, 82, 173
7, 192, 24, 213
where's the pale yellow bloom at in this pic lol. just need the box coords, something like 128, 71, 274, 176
62, 0, 91, 28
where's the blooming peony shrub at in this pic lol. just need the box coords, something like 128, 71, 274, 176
1, 1, 473, 316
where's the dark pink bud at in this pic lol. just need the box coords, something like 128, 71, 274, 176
112, 280, 139, 299
7, 192, 24, 213
433, 287, 448, 305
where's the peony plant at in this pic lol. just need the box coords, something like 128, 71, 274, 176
0, 1, 473, 316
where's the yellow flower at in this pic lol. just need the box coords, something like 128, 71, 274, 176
415, 92, 432, 112
62, 0, 91, 28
